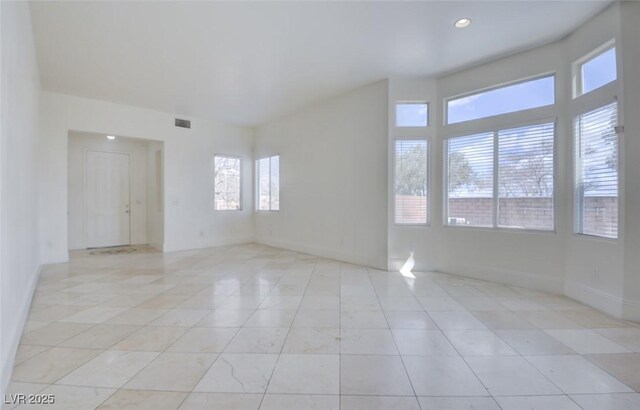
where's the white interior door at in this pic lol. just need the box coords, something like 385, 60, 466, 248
85, 151, 131, 248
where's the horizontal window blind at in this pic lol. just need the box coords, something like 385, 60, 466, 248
270, 155, 280, 211
447, 132, 494, 227
257, 155, 280, 211
214, 156, 242, 211
258, 157, 270, 210
395, 140, 428, 224
498, 122, 555, 230
575, 102, 618, 238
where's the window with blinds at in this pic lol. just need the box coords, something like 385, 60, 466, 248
446, 122, 556, 230
498, 123, 555, 230
447, 133, 494, 227
575, 102, 618, 238
214, 155, 242, 211
395, 140, 428, 224
257, 155, 280, 211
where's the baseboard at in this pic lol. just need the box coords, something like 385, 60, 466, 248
435, 263, 564, 294
255, 236, 387, 270
1, 264, 42, 397
564, 280, 624, 318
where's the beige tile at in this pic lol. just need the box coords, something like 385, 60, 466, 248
57, 350, 158, 388
495, 395, 580, 410
13, 345, 49, 365
341, 355, 414, 396
59, 324, 140, 349
340, 310, 388, 329
571, 393, 640, 410
342, 396, 421, 410
418, 397, 500, 410
472, 311, 535, 330
526, 355, 634, 394
496, 329, 576, 355
16, 385, 116, 410
105, 308, 169, 325
391, 329, 458, 356
283, 327, 340, 354
340, 328, 398, 355
149, 309, 211, 326
429, 311, 488, 330
545, 329, 630, 354
224, 327, 288, 353
197, 310, 253, 327
60, 307, 128, 324
404, 356, 488, 396
518, 310, 584, 329
267, 354, 339, 394
384, 310, 437, 329
125, 352, 216, 391
594, 328, 640, 352
293, 310, 340, 328
262, 394, 339, 410
113, 326, 188, 351
12, 347, 101, 384
244, 309, 296, 327
98, 389, 188, 410
444, 330, 517, 356
178, 393, 262, 409
465, 356, 561, 395
194, 353, 278, 393
167, 327, 238, 353
21, 323, 94, 346
585, 353, 640, 391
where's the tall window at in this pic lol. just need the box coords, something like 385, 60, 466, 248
447, 133, 494, 227
575, 102, 618, 238
447, 76, 555, 124
214, 155, 242, 210
257, 155, 280, 211
446, 122, 555, 230
498, 123, 555, 230
395, 140, 428, 224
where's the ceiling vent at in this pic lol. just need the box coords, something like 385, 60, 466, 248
175, 118, 191, 129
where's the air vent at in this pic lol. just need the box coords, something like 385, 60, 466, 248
175, 118, 191, 129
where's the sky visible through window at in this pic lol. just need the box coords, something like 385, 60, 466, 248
582, 47, 617, 95
396, 103, 428, 127
447, 76, 555, 124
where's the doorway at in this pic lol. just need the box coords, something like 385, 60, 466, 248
67, 131, 164, 251
85, 150, 131, 248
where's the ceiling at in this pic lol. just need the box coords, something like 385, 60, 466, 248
30, 1, 611, 126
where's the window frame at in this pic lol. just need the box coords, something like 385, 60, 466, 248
443, 116, 557, 233
395, 102, 429, 128
444, 73, 556, 126
572, 40, 617, 99
393, 137, 430, 226
572, 99, 620, 240
213, 154, 243, 211
256, 154, 280, 212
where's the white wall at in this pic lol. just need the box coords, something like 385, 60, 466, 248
146, 141, 164, 249
255, 81, 389, 269
39, 92, 255, 264
0, 1, 41, 396
68, 132, 150, 249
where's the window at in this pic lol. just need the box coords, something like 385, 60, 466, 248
395, 140, 428, 224
396, 103, 428, 127
447, 133, 494, 227
578, 46, 617, 96
447, 76, 555, 124
498, 123, 555, 230
446, 122, 556, 230
575, 102, 618, 239
214, 155, 242, 210
257, 155, 280, 211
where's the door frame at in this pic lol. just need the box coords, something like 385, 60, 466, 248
83, 148, 132, 248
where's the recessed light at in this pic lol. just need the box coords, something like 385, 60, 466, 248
106, 135, 116, 140
454, 18, 472, 28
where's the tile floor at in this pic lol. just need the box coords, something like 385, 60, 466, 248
4, 244, 640, 409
